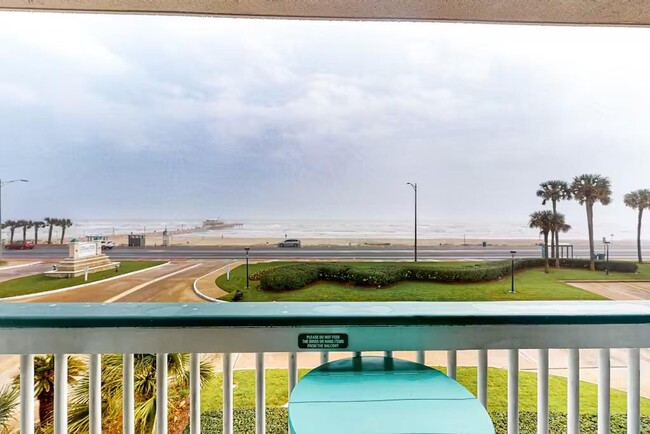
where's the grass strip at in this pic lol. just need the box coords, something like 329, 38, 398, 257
0, 260, 165, 298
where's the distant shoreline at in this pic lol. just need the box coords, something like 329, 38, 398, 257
97, 233, 637, 248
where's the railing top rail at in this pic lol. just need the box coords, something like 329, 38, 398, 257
1, 301, 649, 328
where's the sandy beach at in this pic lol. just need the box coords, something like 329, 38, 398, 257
104, 232, 620, 249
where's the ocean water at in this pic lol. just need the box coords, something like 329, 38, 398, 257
37, 218, 637, 241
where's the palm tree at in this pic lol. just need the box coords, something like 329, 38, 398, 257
14, 220, 28, 242
571, 174, 612, 271
44, 217, 57, 245
68, 354, 214, 434
536, 180, 572, 258
33, 220, 46, 245
22, 220, 34, 242
13, 355, 85, 428
3, 220, 18, 244
529, 210, 570, 272
624, 189, 650, 263
0, 385, 19, 434
59, 218, 73, 244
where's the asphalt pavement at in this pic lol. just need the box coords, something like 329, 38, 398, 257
2, 244, 646, 261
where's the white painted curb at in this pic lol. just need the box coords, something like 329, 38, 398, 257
192, 263, 236, 303
0, 262, 171, 301
0, 261, 43, 271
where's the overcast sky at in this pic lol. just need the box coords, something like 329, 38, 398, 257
0, 12, 649, 234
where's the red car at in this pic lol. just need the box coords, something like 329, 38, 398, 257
4, 241, 35, 250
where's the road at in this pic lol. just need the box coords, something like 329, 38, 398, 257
9, 260, 230, 303
3, 245, 648, 261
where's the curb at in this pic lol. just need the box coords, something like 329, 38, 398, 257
0, 261, 43, 271
0, 261, 171, 301
192, 262, 239, 303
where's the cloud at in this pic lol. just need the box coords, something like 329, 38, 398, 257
0, 13, 648, 233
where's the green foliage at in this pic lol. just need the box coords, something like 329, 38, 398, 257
0, 385, 19, 433
185, 409, 650, 434
258, 260, 637, 292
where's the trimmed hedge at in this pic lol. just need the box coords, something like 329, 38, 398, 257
185, 409, 650, 434
258, 259, 638, 292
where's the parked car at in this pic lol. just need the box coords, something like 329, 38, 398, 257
101, 240, 116, 250
5, 241, 35, 250
278, 239, 301, 247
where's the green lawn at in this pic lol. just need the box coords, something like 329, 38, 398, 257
200, 367, 650, 415
0, 260, 165, 298
213, 261, 647, 302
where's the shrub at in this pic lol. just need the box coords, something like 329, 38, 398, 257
259, 265, 320, 291
257, 260, 637, 292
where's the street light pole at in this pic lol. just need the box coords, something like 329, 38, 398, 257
604, 241, 610, 276
407, 182, 418, 262
510, 251, 517, 293
0, 179, 29, 263
245, 247, 250, 289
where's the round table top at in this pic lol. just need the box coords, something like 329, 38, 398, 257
289, 356, 494, 434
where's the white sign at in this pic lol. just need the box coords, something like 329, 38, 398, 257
226, 264, 231, 280
75, 242, 99, 259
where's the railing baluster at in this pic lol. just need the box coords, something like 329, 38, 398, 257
20, 354, 34, 434
54, 354, 68, 434
123, 354, 134, 434
508, 349, 519, 434
447, 350, 457, 380
256, 352, 266, 434
627, 348, 640, 434
156, 353, 168, 434
416, 350, 425, 365
537, 349, 549, 434
288, 352, 298, 394
598, 348, 610, 434
478, 349, 488, 408
568, 348, 580, 434
90, 354, 102, 434
190, 353, 201, 434
354, 351, 362, 358
320, 352, 329, 364
223, 353, 233, 434
384, 351, 393, 358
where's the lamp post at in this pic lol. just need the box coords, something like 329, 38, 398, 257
604, 241, 611, 275
0, 178, 29, 262
244, 247, 250, 289
509, 251, 517, 293
406, 182, 418, 262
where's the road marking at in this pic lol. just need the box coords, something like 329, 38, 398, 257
0, 261, 42, 271
104, 263, 203, 303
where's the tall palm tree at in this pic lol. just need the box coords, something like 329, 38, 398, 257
0, 385, 19, 434
3, 220, 18, 244
44, 217, 57, 245
13, 355, 85, 428
536, 180, 572, 258
14, 220, 28, 242
624, 189, 650, 263
68, 354, 214, 434
22, 220, 34, 242
59, 218, 73, 244
33, 220, 46, 245
570, 174, 612, 271
529, 210, 570, 272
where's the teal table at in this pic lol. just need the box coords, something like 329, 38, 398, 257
289, 356, 494, 434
